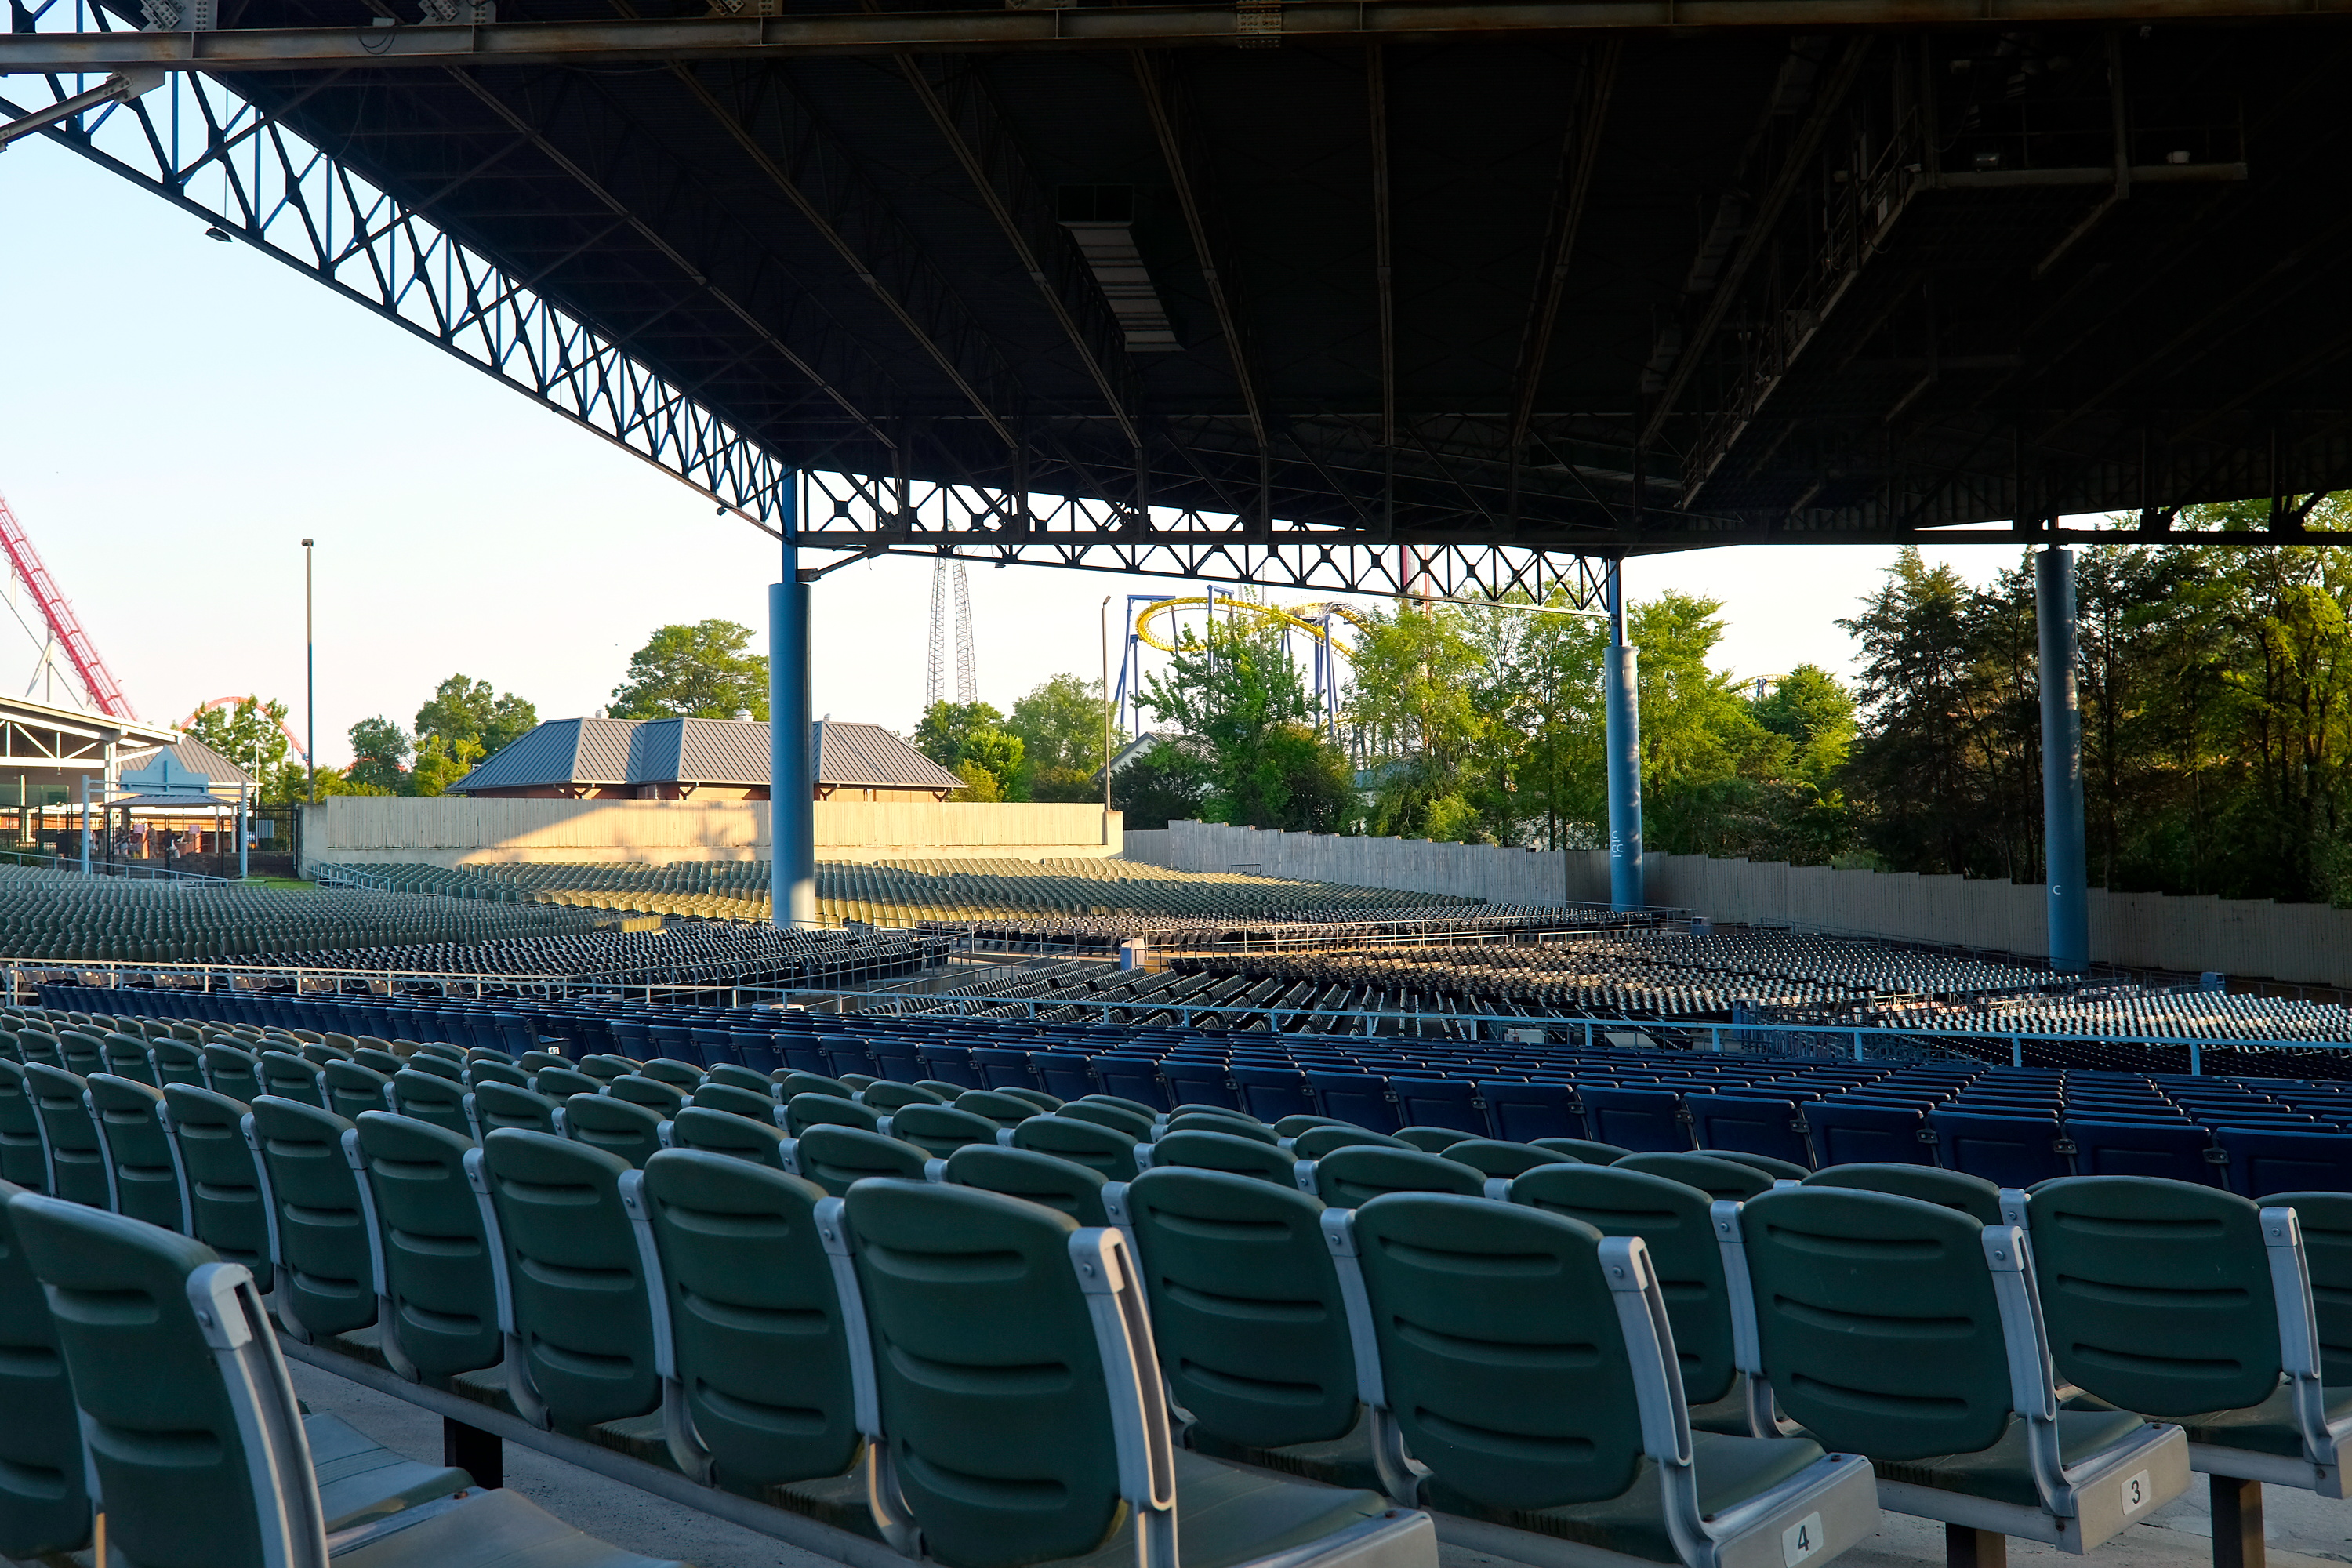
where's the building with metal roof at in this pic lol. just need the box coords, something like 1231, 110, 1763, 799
451, 717, 961, 803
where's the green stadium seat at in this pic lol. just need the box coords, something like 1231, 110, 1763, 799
626, 1149, 862, 1494
668, 1105, 793, 1171
1729, 1185, 2188, 1553
470, 1127, 659, 1432
1293, 1125, 1412, 1160
1151, 1128, 1308, 1189
700, 1063, 771, 1097
2262, 1192, 2352, 1392
390, 1068, 474, 1141
532, 1065, 603, 1099
556, 1093, 666, 1169
148, 1038, 208, 1088
462, 1059, 531, 1091
779, 1071, 855, 1100
324, 1058, 397, 1123
885, 1102, 1004, 1160
248, 1097, 378, 1341
259, 1048, 329, 1109
1801, 1163, 2003, 1222
609, 1073, 690, 1116
348, 1110, 503, 1381
1509, 1163, 1748, 1427
1395, 1127, 1477, 1152
1442, 1138, 1575, 1178
997, 1087, 1064, 1112
1617, 1151, 1777, 1201
788, 1124, 932, 1196
956, 1089, 1044, 1131
1533, 1138, 1632, 1163
416, 1041, 470, 1065
23, 1063, 107, 1208
0, 1061, 46, 1192
2020, 1178, 2352, 1512
54, 1030, 103, 1078
0, 1177, 89, 1559
1705, 1151, 1811, 1183
786, 1091, 884, 1138
7, 1192, 683, 1568
861, 1080, 946, 1113
1312, 1146, 1484, 1210
1062, 1099, 1156, 1141
86, 1072, 183, 1232
467, 1081, 562, 1136
162, 1083, 271, 1290
1167, 1107, 1276, 1142
1332, 1192, 1880, 1568
638, 1058, 705, 1090
201, 1041, 262, 1101
832, 1178, 1437, 1568
355, 1046, 406, 1078
1011, 1112, 1145, 1181
405, 1052, 469, 1084
942, 1144, 1122, 1227
100, 1031, 157, 1086
688, 1081, 775, 1121
1123, 1166, 1376, 1488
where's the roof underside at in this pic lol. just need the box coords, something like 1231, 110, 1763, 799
107, 7, 2352, 553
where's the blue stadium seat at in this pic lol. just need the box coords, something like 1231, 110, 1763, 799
821, 1037, 883, 1081
608, 1019, 653, 1060
1385, 1076, 1485, 1136
2062, 1119, 2223, 1185
1229, 1064, 1312, 1121
2214, 1124, 2352, 1196
972, 1048, 1039, 1093
1475, 1080, 1582, 1142
1577, 1085, 1690, 1152
1807, 1101, 1936, 1167
913, 1044, 982, 1088
1686, 1093, 1814, 1169
1305, 1071, 1400, 1133
1928, 1109, 2072, 1186
1161, 1058, 1240, 1109
1091, 1054, 1170, 1111
862, 1037, 921, 1082
728, 1031, 780, 1074
1026, 1051, 1098, 1102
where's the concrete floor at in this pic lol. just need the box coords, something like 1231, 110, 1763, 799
289, 1363, 2350, 1568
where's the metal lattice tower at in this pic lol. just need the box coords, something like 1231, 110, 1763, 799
926, 557, 978, 710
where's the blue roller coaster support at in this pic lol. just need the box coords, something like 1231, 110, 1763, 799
771, 474, 817, 927
2037, 546, 2090, 972
1604, 560, 1643, 911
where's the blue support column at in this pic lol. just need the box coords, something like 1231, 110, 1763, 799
2037, 546, 2090, 972
1603, 559, 1643, 911
770, 474, 817, 927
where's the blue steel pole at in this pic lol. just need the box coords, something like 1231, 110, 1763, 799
1603, 560, 1643, 911
78, 773, 89, 876
770, 473, 818, 927
2037, 546, 2090, 972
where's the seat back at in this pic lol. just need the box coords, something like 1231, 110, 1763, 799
955, 1090, 1041, 1131
1387, 1078, 1486, 1136
668, 1104, 792, 1170
350, 1111, 502, 1378
1011, 1114, 1142, 1181
0, 1181, 90, 1559
1313, 1145, 1483, 1210
532, 1065, 604, 1100
1345, 1193, 1650, 1511
1802, 1162, 2002, 1222
1509, 1163, 1739, 1406
23, 1063, 107, 1208
942, 1145, 1112, 1225
1578, 1086, 1689, 1152
1123, 1167, 1359, 1450
1615, 1150, 1775, 1200
1687, 1093, 1815, 1169
2024, 1176, 2281, 1417
201, 1044, 262, 1102
0, 1060, 49, 1192
475, 1128, 659, 1427
785, 1091, 884, 1138
257, 1049, 328, 1109
2216, 1127, 2352, 1198
1439, 1138, 1573, 1178
2259, 1192, 2352, 1386
390, 1068, 474, 1141
557, 1093, 665, 1168
162, 1085, 270, 1290
2063, 1120, 2223, 1185
1165, 1109, 1278, 1145
149, 1040, 209, 1090
1929, 1109, 2071, 1187
1149, 1127, 1301, 1187
887, 1103, 1003, 1159
691, 1082, 776, 1122
1533, 1137, 1631, 1163
100, 1033, 157, 1087
1739, 1187, 2013, 1462
1806, 1101, 1935, 1167
1060, 1100, 1156, 1141
634, 1150, 860, 1486
840, 1180, 1142, 1568
610, 1074, 690, 1116
321, 1060, 394, 1124
793, 1125, 932, 1196
9, 1194, 325, 1568
861, 1081, 945, 1114
249, 1096, 376, 1338
1292, 1124, 1410, 1160
86, 1073, 183, 1231
470, 1081, 562, 1136
55, 1032, 104, 1079
702, 1063, 772, 1097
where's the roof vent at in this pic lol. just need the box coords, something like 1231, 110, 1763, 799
1058, 184, 1181, 353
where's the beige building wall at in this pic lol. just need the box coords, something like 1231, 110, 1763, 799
299, 797, 1120, 869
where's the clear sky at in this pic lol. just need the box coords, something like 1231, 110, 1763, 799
0, 130, 2035, 766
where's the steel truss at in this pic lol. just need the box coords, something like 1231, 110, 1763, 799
1, 6, 1624, 600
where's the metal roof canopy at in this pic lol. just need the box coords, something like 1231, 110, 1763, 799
8, 3, 2352, 601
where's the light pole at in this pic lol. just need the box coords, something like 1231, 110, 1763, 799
1101, 594, 1114, 842
302, 539, 316, 806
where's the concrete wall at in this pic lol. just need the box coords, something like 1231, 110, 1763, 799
1123, 821, 2352, 987
299, 797, 1120, 870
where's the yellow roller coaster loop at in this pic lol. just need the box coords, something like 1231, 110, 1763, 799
1133, 596, 1370, 656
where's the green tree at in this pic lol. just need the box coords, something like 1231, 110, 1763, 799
913, 700, 1025, 800
347, 717, 412, 794
1112, 739, 1214, 829
1751, 665, 1857, 786
1135, 609, 1352, 830
186, 696, 292, 777
1347, 604, 1484, 838
407, 733, 485, 799
611, 621, 768, 720
1007, 674, 1109, 800
415, 674, 537, 760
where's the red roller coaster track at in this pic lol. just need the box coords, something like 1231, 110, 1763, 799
0, 488, 133, 719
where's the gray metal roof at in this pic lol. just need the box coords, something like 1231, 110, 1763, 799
116, 735, 259, 789
450, 717, 960, 793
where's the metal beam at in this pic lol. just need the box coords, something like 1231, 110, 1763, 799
1507, 41, 1619, 453
1368, 45, 1395, 456
11, 2, 2352, 74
